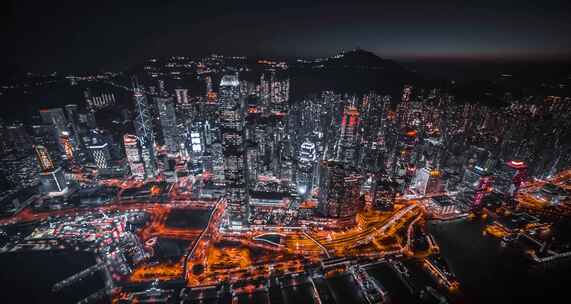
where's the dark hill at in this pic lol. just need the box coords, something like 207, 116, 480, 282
289, 49, 424, 99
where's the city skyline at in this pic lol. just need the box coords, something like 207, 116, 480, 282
1, 2, 571, 304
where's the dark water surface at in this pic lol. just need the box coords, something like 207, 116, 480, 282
0, 250, 105, 303
429, 219, 571, 303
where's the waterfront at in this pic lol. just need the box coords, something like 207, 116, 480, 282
429, 219, 571, 303
2, 217, 571, 303
0, 251, 105, 303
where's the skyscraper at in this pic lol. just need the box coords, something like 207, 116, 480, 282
88, 142, 111, 169
372, 174, 398, 211
297, 140, 317, 196
34, 145, 54, 172
413, 165, 443, 196
175, 88, 189, 105
336, 104, 360, 164
318, 160, 362, 219
34, 144, 67, 194
155, 95, 178, 154
64, 104, 83, 153
123, 134, 146, 180
219, 74, 248, 225
39, 108, 68, 136
133, 80, 157, 179
59, 133, 75, 161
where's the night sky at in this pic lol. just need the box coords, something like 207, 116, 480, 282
2, 0, 571, 72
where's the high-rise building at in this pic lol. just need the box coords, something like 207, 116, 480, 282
123, 134, 145, 180
457, 166, 493, 208
205, 76, 213, 95
64, 104, 83, 150
219, 74, 248, 225
84, 89, 116, 109
155, 95, 178, 153
34, 144, 66, 194
268, 72, 289, 113
39, 167, 67, 194
372, 174, 398, 211
210, 142, 225, 183
336, 104, 360, 164
59, 132, 75, 161
297, 140, 317, 196
318, 160, 362, 219
413, 165, 443, 196
505, 160, 528, 197
31, 124, 61, 166
34, 145, 54, 172
88, 142, 111, 169
39, 108, 68, 135
175, 89, 190, 105
189, 123, 205, 156
133, 80, 157, 178
39, 108, 67, 131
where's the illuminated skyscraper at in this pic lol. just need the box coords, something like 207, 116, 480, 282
88, 142, 111, 169
155, 95, 178, 153
123, 134, 145, 180
189, 123, 205, 156
318, 160, 362, 219
336, 104, 360, 164
34, 145, 54, 172
64, 104, 83, 152
372, 174, 398, 211
39, 167, 67, 194
506, 160, 528, 197
133, 80, 157, 178
175, 88, 189, 105
205, 76, 213, 95
59, 133, 75, 161
39, 108, 68, 135
268, 72, 289, 113
31, 124, 61, 166
34, 144, 67, 194
297, 140, 317, 196
458, 166, 493, 208
219, 74, 248, 225
413, 165, 443, 195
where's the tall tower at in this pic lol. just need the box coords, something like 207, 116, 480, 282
34, 145, 54, 172
413, 163, 443, 196
175, 89, 189, 105
336, 104, 360, 164
39, 108, 68, 136
318, 160, 362, 220
372, 174, 398, 211
297, 140, 317, 196
88, 142, 111, 169
133, 80, 157, 179
219, 74, 248, 225
59, 132, 75, 161
506, 160, 528, 197
205, 76, 213, 95
155, 95, 178, 153
123, 134, 146, 180
35, 144, 67, 194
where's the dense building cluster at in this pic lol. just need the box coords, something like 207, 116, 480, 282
1, 54, 570, 226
